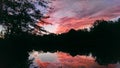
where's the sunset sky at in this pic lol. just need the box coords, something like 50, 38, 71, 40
1, 0, 120, 68
41, 0, 120, 34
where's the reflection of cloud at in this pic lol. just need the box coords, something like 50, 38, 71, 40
29, 51, 120, 68
45, 0, 120, 33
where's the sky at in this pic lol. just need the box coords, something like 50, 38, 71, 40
29, 51, 120, 68
41, 0, 120, 34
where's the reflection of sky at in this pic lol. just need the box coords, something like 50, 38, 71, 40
29, 51, 120, 68
43, 0, 120, 33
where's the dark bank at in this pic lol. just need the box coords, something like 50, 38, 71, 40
0, 19, 120, 68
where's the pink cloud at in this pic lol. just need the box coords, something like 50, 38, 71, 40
29, 51, 120, 68
43, 0, 120, 34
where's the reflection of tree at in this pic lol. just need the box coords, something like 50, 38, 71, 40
0, 0, 51, 37
0, 4, 120, 67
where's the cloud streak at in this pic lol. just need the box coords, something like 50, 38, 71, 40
44, 0, 120, 33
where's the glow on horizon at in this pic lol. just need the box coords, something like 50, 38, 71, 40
42, 24, 58, 33
42, 0, 120, 34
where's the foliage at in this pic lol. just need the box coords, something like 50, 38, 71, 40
0, 18, 120, 67
0, 0, 51, 37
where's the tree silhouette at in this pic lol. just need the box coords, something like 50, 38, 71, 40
0, 18, 120, 67
0, 0, 51, 37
